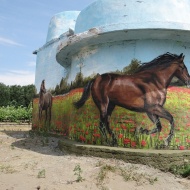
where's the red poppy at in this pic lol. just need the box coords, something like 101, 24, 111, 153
121, 125, 127, 130
79, 135, 86, 142
93, 133, 101, 138
179, 145, 185, 150
141, 140, 146, 147
124, 120, 134, 124
130, 128, 135, 132
94, 123, 98, 127
86, 123, 91, 127
118, 134, 123, 139
131, 141, 136, 148
175, 138, 180, 143
123, 138, 131, 145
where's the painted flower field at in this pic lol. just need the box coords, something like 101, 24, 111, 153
32, 86, 190, 150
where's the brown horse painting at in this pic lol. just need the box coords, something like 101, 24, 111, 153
74, 53, 190, 146
39, 80, 52, 125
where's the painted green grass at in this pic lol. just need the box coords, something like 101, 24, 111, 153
32, 87, 190, 150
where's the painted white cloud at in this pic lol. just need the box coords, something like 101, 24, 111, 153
0, 37, 24, 46
0, 70, 35, 85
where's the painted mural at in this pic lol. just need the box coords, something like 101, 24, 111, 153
33, 0, 190, 150
32, 52, 190, 150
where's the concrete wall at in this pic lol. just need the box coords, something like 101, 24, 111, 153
66, 39, 190, 83
75, 0, 190, 33
34, 11, 80, 92
34, 39, 67, 92
35, 0, 190, 90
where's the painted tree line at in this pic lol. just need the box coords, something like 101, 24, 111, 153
52, 59, 141, 95
51, 59, 183, 96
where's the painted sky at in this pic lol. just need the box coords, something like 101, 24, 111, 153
0, 0, 95, 86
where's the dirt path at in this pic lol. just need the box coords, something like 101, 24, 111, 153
0, 125, 190, 190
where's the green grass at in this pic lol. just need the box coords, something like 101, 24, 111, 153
32, 87, 190, 150
169, 163, 190, 177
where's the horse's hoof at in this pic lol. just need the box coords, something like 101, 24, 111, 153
134, 127, 140, 136
109, 139, 118, 147
139, 127, 149, 135
159, 144, 167, 149
164, 140, 169, 147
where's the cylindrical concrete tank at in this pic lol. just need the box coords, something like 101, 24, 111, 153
75, 0, 190, 33
56, 0, 190, 83
46, 11, 80, 42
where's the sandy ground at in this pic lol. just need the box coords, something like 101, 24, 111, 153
0, 125, 190, 190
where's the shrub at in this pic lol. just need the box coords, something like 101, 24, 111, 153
0, 104, 32, 122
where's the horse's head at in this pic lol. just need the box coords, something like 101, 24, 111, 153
40, 79, 46, 93
174, 53, 190, 88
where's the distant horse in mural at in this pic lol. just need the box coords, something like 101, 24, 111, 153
74, 53, 190, 146
39, 80, 52, 125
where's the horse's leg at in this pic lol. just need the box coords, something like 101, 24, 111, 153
47, 104, 52, 131
39, 107, 42, 120
106, 103, 117, 146
140, 113, 162, 135
48, 96, 52, 127
99, 107, 108, 144
96, 95, 111, 144
49, 106, 51, 125
49, 106, 51, 124
39, 107, 40, 119
146, 105, 174, 146
92, 89, 109, 144
45, 109, 47, 125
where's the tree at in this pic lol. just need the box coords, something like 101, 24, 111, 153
0, 83, 10, 106
23, 84, 36, 107
71, 72, 84, 89
9, 85, 25, 107
59, 77, 70, 94
0, 83, 36, 107
123, 59, 141, 74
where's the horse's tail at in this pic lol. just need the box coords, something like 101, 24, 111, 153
73, 79, 94, 109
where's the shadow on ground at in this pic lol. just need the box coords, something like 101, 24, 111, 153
0, 125, 66, 156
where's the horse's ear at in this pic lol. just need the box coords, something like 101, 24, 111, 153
179, 53, 185, 62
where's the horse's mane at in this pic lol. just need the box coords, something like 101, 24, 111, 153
135, 52, 181, 73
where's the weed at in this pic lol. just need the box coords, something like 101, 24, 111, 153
148, 177, 158, 185
96, 164, 158, 187
100, 186, 109, 190
95, 161, 104, 167
24, 161, 38, 170
37, 169, 46, 178
41, 137, 49, 146
169, 163, 190, 177
96, 164, 116, 186
29, 130, 35, 138
21, 141, 26, 146
120, 166, 158, 185
120, 168, 133, 181
0, 164, 16, 174
73, 164, 84, 182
